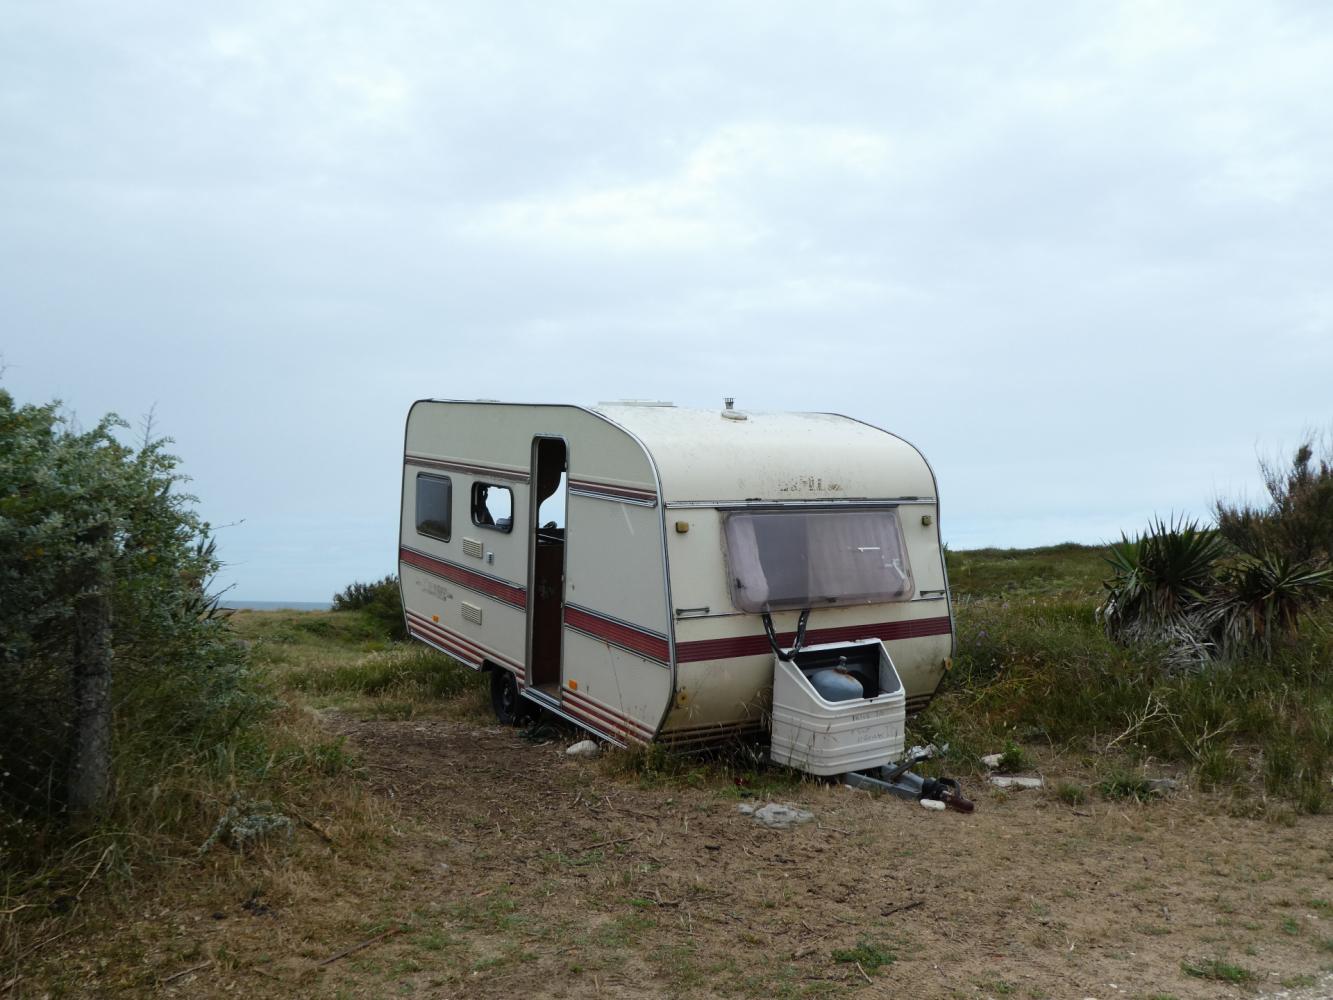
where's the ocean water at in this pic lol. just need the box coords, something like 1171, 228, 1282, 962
224, 600, 332, 612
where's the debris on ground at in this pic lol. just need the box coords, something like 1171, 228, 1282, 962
920, 799, 946, 811
981, 752, 1004, 769
989, 775, 1044, 790
1143, 777, 1178, 795
565, 739, 600, 758
738, 802, 814, 829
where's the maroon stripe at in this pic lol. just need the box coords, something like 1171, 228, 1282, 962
568, 479, 657, 502
675, 616, 952, 663
407, 612, 523, 672
408, 627, 485, 669
400, 547, 527, 608
405, 455, 530, 483
563, 689, 656, 739
561, 694, 649, 744
564, 606, 669, 663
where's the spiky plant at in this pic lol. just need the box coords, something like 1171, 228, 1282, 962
1208, 550, 1333, 656
1101, 517, 1229, 640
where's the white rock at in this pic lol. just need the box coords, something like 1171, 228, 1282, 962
989, 774, 1044, 790
920, 799, 946, 811
565, 739, 600, 758
981, 753, 1004, 769
747, 803, 814, 829
737, 803, 755, 816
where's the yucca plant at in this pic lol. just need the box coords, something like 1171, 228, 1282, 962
1207, 550, 1333, 656
1101, 517, 1229, 641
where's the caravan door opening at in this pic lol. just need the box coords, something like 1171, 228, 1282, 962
527, 437, 568, 692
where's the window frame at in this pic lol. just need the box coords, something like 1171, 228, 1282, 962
470, 481, 514, 534
414, 473, 453, 543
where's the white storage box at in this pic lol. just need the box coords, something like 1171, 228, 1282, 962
769, 639, 906, 776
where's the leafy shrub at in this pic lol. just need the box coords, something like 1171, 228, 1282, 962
0, 386, 268, 879
1216, 436, 1333, 565
332, 574, 405, 640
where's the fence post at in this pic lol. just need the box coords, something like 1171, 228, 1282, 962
68, 552, 112, 816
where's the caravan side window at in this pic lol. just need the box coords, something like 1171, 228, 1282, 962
471, 482, 513, 533
415, 474, 452, 542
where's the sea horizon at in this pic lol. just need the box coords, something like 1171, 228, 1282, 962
224, 600, 333, 612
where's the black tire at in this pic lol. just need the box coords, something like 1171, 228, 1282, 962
489, 668, 531, 726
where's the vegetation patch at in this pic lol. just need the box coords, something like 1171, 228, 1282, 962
1181, 957, 1255, 984
831, 938, 896, 973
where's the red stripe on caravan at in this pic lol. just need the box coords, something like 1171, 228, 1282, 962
562, 688, 656, 740
564, 606, 669, 664
400, 547, 527, 608
406, 612, 522, 673
675, 615, 952, 663
408, 628, 486, 669
561, 691, 650, 744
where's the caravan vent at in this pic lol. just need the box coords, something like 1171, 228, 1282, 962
462, 537, 484, 559
460, 602, 483, 625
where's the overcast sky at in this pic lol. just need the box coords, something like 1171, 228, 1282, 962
3, 1, 1331, 600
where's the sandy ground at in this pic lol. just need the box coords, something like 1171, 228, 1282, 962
20, 715, 1333, 999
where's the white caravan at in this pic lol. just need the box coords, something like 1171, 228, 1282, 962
398, 399, 957, 783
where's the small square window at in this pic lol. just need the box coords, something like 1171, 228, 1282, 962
471, 482, 513, 533
415, 474, 452, 541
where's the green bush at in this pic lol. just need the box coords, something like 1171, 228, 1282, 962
1216, 436, 1333, 565
0, 387, 267, 872
332, 574, 405, 640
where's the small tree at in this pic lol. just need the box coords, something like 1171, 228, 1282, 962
1, 387, 258, 823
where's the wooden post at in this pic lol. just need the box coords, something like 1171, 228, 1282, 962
68, 552, 112, 815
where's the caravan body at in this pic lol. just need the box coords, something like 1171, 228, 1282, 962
398, 400, 953, 748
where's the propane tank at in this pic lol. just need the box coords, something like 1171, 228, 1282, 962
808, 657, 864, 702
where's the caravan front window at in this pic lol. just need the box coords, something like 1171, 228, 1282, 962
722, 509, 914, 613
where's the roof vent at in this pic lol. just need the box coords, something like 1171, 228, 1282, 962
721, 397, 748, 421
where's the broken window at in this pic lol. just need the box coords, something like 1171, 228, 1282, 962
471, 482, 513, 533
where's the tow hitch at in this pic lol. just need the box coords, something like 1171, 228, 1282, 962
842, 754, 976, 812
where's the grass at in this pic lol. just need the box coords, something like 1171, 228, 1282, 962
916, 544, 1333, 812
1181, 957, 1255, 983
830, 938, 896, 972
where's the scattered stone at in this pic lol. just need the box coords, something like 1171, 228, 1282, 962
1144, 778, 1178, 795
739, 802, 815, 829
920, 799, 946, 811
565, 739, 600, 758
906, 743, 945, 760
989, 775, 1044, 790
981, 753, 1004, 770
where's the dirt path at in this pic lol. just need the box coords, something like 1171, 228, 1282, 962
42, 715, 1331, 999
288, 716, 1331, 999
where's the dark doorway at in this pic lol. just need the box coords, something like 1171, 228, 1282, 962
528, 437, 567, 692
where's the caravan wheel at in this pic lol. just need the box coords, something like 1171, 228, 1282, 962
489, 668, 531, 726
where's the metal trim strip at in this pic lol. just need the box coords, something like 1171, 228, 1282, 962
405, 454, 531, 483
